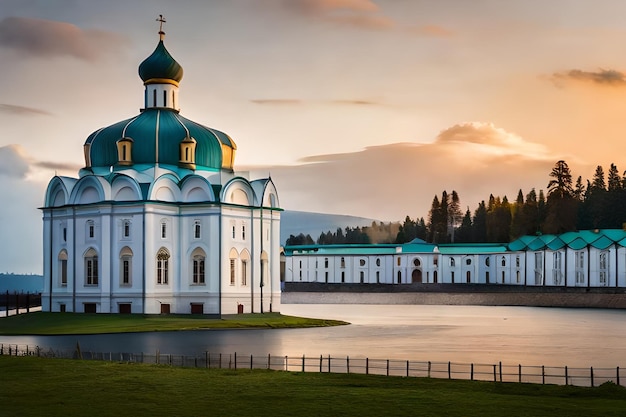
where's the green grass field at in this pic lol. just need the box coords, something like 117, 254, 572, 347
1, 356, 625, 416
0, 312, 347, 335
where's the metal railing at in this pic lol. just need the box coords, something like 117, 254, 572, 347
0, 343, 621, 388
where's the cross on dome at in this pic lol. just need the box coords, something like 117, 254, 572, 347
157, 14, 166, 40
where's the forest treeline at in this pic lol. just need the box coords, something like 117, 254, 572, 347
285, 160, 626, 246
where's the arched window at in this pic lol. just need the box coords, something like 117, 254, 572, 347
120, 246, 133, 286
87, 220, 95, 239
397, 257, 401, 267
241, 249, 250, 286
450, 258, 455, 267
376, 258, 381, 267
122, 219, 131, 238
359, 259, 366, 267
397, 270, 402, 284
360, 271, 364, 283
229, 248, 238, 286
156, 248, 170, 285
192, 248, 206, 285
58, 250, 68, 286
340, 257, 345, 268
413, 258, 421, 267
84, 248, 98, 285
501, 257, 506, 267
160, 219, 168, 239
465, 258, 472, 266
466, 271, 471, 283
485, 257, 490, 267
194, 220, 201, 239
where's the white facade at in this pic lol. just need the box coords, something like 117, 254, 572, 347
285, 232, 626, 290
41, 30, 282, 315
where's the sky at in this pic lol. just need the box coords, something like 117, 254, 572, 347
2, 0, 626, 273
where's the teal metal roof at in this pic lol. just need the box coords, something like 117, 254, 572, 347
437, 244, 508, 254
84, 109, 235, 171
138, 40, 183, 83
508, 230, 626, 251
285, 244, 399, 256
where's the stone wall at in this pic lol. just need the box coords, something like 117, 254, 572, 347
282, 284, 626, 309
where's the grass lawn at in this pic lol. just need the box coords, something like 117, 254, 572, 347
1, 356, 626, 417
0, 312, 347, 335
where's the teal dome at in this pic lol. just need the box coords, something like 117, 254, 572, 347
138, 40, 183, 84
84, 109, 237, 171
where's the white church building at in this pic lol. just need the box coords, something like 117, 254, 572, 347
41, 24, 281, 315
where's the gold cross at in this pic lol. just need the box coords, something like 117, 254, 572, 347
156, 14, 166, 33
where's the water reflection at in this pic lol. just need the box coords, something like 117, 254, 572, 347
1, 305, 624, 368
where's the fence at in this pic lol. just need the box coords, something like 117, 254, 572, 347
0, 343, 621, 388
0, 292, 41, 316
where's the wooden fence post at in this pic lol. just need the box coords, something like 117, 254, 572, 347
448, 361, 452, 379
328, 355, 331, 373
428, 361, 431, 378
302, 355, 305, 373
618, 366, 620, 386
590, 367, 594, 388
250, 354, 253, 370
268, 354, 271, 370
471, 363, 474, 381
542, 366, 545, 384
234, 352, 237, 370
347, 356, 350, 374
366, 358, 369, 375
565, 366, 568, 385
499, 362, 502, 382
518, 364, 522, 383
406, 360, 409, 377
319, 355, 323, 373
387, 359, 390, 376
493, 364, 497, 382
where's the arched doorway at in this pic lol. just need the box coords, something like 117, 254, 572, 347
411, 269, 422, 283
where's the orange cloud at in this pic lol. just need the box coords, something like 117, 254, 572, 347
0, 103, 52, 116
245, 122, 574, 221
283, 0, 394, 30
0, 17, 127, 61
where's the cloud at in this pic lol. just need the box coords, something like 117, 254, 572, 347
283, 0, 394, 30
0, 17, 127, 61
0, 145, 31, 178
0, 103, 52, 117
35, 160, 82, 172
550, 69, 626, 87
250, 99, 303, 105
251, 98, 381, 106
245, 122, 568, 221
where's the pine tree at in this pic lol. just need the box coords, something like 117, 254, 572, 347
607, 163, 622, 191
547, 160, 573, 199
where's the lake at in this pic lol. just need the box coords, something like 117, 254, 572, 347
0, 304, 623, 368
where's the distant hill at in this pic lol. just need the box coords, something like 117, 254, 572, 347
0, 274, 44, 293
280, 210, 378, 245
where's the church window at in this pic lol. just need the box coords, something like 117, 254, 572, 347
501, 257, 506, 267
516, 256, 520, 268
376, 271, 380, 283
324, 258, 329, 268
359, 259, 366, 267
465, 258, 472, 266
575, 251, 585, 284
194, 220, 201, 239
120, 247, 133, 286
153, 90, 157, 107
163, 90, 167, 107
173, 91, 176, 109
161, 220, 167, 239
63, 227, 67, 242
230, 259, 236, 285
397, 257, 401, 267
376, 258, 381, 267
450, 258, 455, 267
413, 258, 420, 267
451, 271, 455, 283
433, 257, 438, 267
340, 257, 345, 268
433, 270, 438, 283
58, 250, 68, 286
123, 220, 131, 238
229, 248, 238, 286
241, 260, 248, 286
360, 271, 364, 283
242, 224, 246, 240
397, 271, 401, 283
485, 257, 490, 267
466, 271, 471, 283
156, 248, 170, 285
341, 271, 345, 283
85, 248, 98, 286
325, 271, 329, 282
193, 255, 205, 284
232, 225, 236, 239
87, 220, 95, 239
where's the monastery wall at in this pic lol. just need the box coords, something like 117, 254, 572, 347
282, 284, 626, 308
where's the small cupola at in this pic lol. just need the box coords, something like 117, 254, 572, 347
179, 136, 197, 170
116, 137, 134, 165
138, 15, 183, 111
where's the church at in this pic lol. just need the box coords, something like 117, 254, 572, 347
41, 21, 281, 315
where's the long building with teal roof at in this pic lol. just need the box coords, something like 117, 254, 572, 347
285, 230, 626, 288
